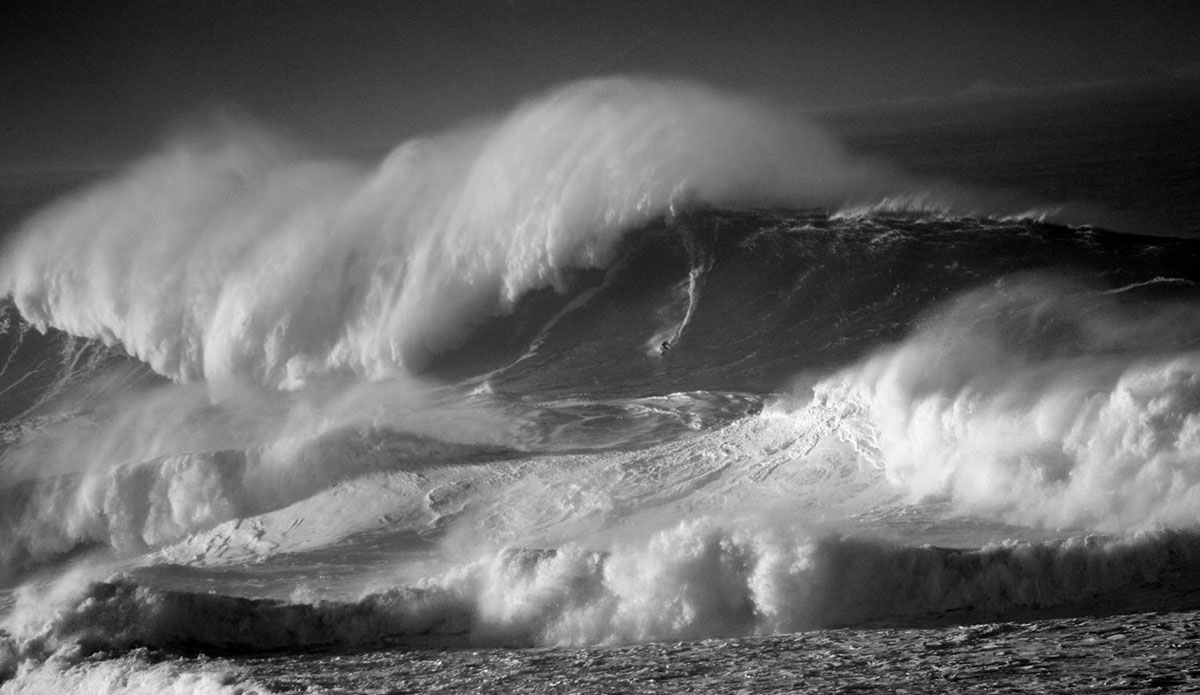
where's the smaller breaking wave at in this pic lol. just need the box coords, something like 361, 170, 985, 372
4, 521, 1198, 676
806, 272, 1200, 531
0, 372, 525, 579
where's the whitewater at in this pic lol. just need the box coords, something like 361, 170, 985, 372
2, 76, 1200, 693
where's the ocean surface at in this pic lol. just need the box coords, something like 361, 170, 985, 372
1, 77, 1200, 693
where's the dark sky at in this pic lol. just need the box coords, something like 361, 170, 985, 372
4, 0, 1199, 169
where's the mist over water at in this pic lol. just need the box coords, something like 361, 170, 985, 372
2, 76, 1200, 690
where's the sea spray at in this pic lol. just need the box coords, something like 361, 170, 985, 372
806, 272, 1200, 531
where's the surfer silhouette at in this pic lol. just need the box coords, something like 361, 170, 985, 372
659, 340, 672, 354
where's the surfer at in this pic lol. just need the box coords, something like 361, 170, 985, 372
659, 340, 672, 354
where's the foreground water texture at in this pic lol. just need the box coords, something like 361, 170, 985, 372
1, 77, 1200, 693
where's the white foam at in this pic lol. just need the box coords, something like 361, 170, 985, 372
805, 273, 1200, 531
0, 654, 261, 695
5, 521, 1195, 658
0, 371, 521, 575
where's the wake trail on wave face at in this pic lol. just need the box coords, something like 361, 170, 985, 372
0, 76, 896, 392
0, 651, 260, 695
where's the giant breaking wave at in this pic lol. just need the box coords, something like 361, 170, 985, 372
3, 76, 1200, 686
0, 77, 896, 391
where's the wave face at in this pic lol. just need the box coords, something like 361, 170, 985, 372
3, 77, 1200, 688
